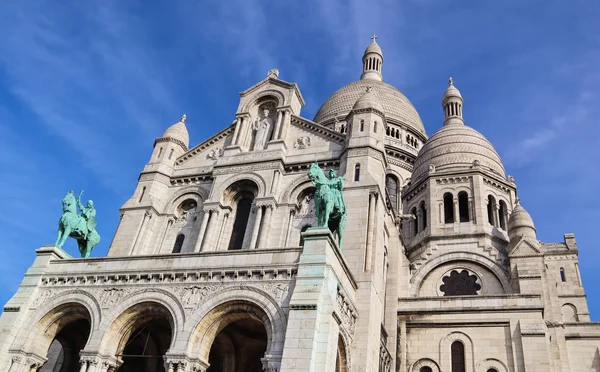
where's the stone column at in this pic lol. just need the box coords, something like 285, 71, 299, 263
468, 196, 475, 223
201, 209, 220, 251
365, 192, 376, 271
494, 204, 500, 227
453, 197, 459, 223
416, 209, 422, 233
231, 117, 242, 145
194, 210, 210, 252
279, 110, 290, 139
249, 205, 263, 249
438, 202, 444, 224
131, 211, 152, 254
283, 209, 295, 247
79, 360, 88, 372
215, 213, 229, 250
273, 110, 284, 140
258, 205, 273, 248
175, 362, 187, 372
241, 115, 254, 149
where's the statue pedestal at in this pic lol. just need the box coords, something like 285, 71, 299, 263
280, 228, 356, 372
0, 245, 70, 367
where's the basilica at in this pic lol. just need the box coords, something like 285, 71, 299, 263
1, 38, 600, 372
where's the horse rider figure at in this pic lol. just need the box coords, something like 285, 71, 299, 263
327, 169, 346, 215
78, 191, 97, 239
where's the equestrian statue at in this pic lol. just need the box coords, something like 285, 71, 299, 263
307, 162, 347, 247
55, 190, 101, 258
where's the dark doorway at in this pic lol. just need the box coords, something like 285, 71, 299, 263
207, 318, 267, 372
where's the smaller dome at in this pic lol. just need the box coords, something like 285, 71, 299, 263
412, 124, 505, 180
364, 40, 383, 57
161, 115, 189, 148
352, 87, 384, 112
443, 77, 462, 101
508, 200, 536, 240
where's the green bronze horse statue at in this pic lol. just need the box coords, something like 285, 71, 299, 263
307, 162, 347, 247
55, 190, 100, 258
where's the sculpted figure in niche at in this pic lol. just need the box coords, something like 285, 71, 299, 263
252, 108, 274, 151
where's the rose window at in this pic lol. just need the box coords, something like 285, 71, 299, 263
440, 270, 481, 296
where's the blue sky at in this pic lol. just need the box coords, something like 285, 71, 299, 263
0, 0, 599, 317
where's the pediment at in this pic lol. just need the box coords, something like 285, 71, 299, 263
285, 116, 345, 154
509, 237, 542, 257
174, 125, 234, 169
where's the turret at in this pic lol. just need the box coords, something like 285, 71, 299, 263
360, 35, 383, 82
442, 78, 464, 126
149, 114, 190, 167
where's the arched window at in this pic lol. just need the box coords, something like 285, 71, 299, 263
451, 341, 465, 372
386, 175, 399, 211
458, 192, 469, 222
487, 195, 497, 226
341, 124, 346, 134
157, 147, 163, 158
498, 200, 507, 230
168, 148, 174, 160
560, 267, 566, 282
172, 234, 185, 253
386, 126, 390, 136
420, 367, 433, 372
420, 201, 427, 230
354, 164, 361, 182
360, 120, 365, 132
444, 193, 454, 224
228, 196, 253, 250
487, 369, 498, 372
411, 207, 418, 236
299, 225, 311, 246
374, 121, 377, 133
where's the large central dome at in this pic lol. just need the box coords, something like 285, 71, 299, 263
313, 80, 426, 136
313, 38, 426, 136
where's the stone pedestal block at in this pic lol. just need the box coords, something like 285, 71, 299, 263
280, 228, 353, 372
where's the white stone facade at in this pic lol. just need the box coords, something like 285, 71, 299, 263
1, 39, 600, 372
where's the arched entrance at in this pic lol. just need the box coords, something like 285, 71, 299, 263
190, 301, 272, 372
109, 302, 173, 372
335, 335, 348, 372
28, 303, 92, 372
207, 318, 267, 372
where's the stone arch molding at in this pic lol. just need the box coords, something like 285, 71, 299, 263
94, 288, 186, 354
182, 286, 287, 362
211, 173, 266, 203
409, 358, 440, 372
166, 186, 210, 214
409, 251, 511, 297
241, 89, 285, 113
440, 331, 475, 372
281, 174, 311, 203
475, 358, 508, 372
11, 289, 101, 354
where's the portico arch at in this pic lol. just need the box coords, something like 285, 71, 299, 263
101, 301, 175, 372
32, 302, 92, 372
185, 289, 286, 368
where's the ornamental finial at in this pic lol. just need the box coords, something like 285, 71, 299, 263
448, 77, 454, 86
180, 114, 187, 123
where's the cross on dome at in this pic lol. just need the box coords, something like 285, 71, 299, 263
180, 114, 187, 123
449, 77, 454, 86
371, 34, 378, 42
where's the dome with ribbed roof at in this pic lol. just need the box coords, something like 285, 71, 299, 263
314, 80, 426, 135
508, 201, 536, 240
352, 88, 384, 112
161, 115, 189, 149
364, 40, 383, 57
412, 124, 505, 181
